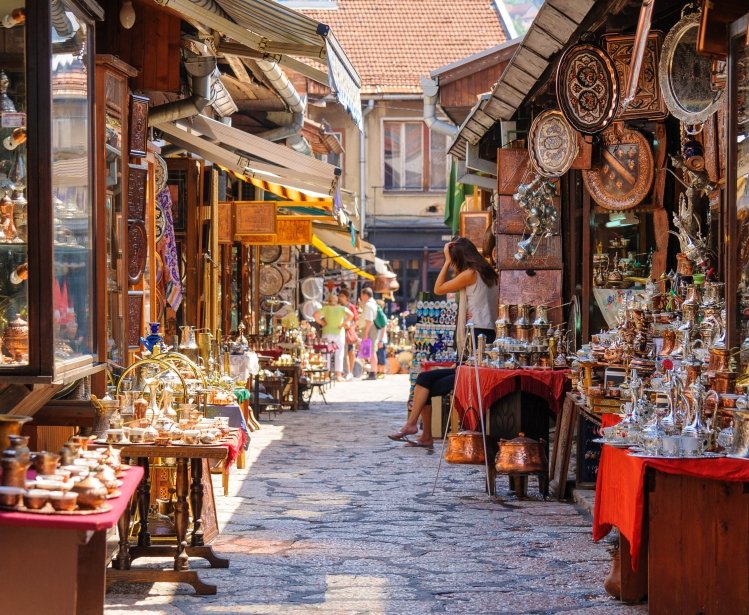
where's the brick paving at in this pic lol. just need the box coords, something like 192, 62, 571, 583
105, 374, 646, 614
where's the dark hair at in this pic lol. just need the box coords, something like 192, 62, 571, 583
338, 288, 350, 299
448, 237, 497, 287
361, 287, 373, 298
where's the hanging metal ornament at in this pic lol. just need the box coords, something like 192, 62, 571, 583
528, 110, 579, 177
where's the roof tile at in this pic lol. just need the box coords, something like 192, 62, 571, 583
300, 0, 507, 94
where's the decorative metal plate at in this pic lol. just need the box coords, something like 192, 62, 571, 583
528, 110, 579, 177
259, 244, 282, 264
556, 43, 619, 134
258, 265, 284, 296
154, 153, 168, 194
582, 123, 654, 211
127, 221, 148, 284
659, 10, 724, 126
603, 32, 668, 120
154, 203, 165, 243
301, 276, 323, 301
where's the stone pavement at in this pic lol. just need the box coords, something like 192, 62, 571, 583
106, 374, 646, 614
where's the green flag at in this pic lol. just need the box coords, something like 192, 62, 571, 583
444, 159, 468, 233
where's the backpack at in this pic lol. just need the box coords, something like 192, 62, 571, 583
374, 305, 388, 329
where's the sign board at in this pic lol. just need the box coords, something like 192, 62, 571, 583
240, 218, 312, 246
234, 201, 276, 235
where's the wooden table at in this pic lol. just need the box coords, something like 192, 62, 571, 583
270, 363, 301, 410
0, 466, 143, 615
594, 445, 749, 610
108, 443, 230, 595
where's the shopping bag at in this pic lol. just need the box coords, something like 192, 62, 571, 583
357, 338, 372, 360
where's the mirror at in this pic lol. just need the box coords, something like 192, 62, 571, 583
659, 10, 724, 126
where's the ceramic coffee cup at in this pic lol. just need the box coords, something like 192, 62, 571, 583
128, 428, 145, 443
106, 429, 124, 444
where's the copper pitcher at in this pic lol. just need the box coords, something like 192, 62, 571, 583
496, 433, 548, 474
0, 415, 31, 451
444, 431, 485, 464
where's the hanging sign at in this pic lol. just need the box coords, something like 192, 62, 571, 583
234, 201, 276, 235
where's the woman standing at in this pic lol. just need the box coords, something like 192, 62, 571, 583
389, 237, 498, 447
314, 293, 353, 381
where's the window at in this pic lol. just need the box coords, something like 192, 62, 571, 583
383, 121, 449, 191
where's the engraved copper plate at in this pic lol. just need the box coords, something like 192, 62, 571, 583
556, 43, 619, 134
127, 164, 147, 222
259, 245, 282, 264
528, 110, 579, 177
127, 221, 147, 285
126, 291, 144, 348
603, 32, 668, 120
128, 95, 149, 158
258, 265, 284, 296
582, 123, 654, 211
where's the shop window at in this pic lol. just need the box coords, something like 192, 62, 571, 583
383, 121, 449, 191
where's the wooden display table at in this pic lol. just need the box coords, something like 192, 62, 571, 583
594, 445, 749, 611
108, 443, 230, 595
0, 466, 143, 615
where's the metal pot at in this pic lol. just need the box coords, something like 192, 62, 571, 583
4, 313, 28, 361
496, 432, 548, 474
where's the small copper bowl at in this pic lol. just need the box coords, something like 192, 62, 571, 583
0, 486, 24, 507
23, 489, 49, 510
49, 491, 77, 512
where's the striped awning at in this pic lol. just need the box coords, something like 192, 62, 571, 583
159, 119, 340, 197
311, 235, 374, 280
162, 0, 362, 130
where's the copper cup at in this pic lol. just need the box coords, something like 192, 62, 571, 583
32, 451, 60, 476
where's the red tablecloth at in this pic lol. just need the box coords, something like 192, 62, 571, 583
422, 361, 455, 371
221, 428, 247, 469
593, 445, 749, 568
454, 366, 570, 430
312, 343, 336, 353
0, 465, 143, 531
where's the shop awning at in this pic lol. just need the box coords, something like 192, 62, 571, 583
313, 224, 377, 263
159, 118, 339, 197
161, 0, 362, 131
311, 235, 374, 280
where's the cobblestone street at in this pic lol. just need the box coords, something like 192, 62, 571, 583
106, 375, 646, 614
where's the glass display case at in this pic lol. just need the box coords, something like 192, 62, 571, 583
0, 0, 101, 382
728, 13, 749, 372
96, 56, 136, 371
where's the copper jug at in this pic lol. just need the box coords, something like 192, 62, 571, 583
495, 433, 548, 474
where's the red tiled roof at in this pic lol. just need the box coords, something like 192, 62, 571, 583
300, 0, 507, 95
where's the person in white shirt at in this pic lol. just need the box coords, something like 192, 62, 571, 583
360, 286, 380, 380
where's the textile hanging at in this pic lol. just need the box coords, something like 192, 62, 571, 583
156, 187, 183, 311
444, 160, 469, 233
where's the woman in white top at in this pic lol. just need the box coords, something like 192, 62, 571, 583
389, 237, 498, 447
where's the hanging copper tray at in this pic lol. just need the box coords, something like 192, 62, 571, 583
582, 123, 654, 211
556, 43, 619, 134
127, 221, 148, 284
259, 265, 284, 296
528, 110, 579, 177
259, 245, 282, 264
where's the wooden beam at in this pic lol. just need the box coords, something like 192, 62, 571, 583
223, 57, 258, 99
7, 384, 63, 417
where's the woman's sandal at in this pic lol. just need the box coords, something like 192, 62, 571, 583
388, 432, 414, 442
403, 438, 434, 448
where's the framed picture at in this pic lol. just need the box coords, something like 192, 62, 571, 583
128, 94, 149, 157
459, 210, 491, 253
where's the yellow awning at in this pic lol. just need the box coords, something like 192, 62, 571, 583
312, 235, 374, 280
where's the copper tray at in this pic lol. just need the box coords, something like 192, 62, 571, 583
259, 265, 284, 296
127, 221, 148, 284
556, 43, 619, 134
602, 31, 668, 120
259, 245, 282, 264
528, 110, 579, 177
582, 123, 654, 211
0, 503, 112, 515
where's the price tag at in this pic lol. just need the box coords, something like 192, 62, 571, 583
1, 112, 25, 128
